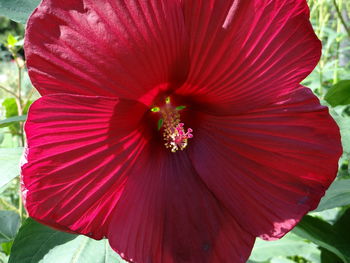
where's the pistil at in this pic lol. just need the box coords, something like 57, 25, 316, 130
151, 97, 193, 152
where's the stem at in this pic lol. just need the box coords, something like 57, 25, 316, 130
0, 85, 19, 99
0, 84, 23, 143
318, 1, 323, 37
19, 191, 23, 220
332, 0, 350, 38
319, 64, 324, 96
14, 56, 25, 147
23, 88, 35, 109
17, 67, 22, 115
0, 197, 18, 212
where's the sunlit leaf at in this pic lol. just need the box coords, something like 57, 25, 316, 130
6, 34, 17, 47
0, 252, 8, 263
270, 258, 295, 263
1, 98, 19, 135
2, 98, 18, 118
0, 147, 23, 190
249, 233, 320, 263
316, 179, 350, 211
9, 218, 126, 263
1, 241, 13, 256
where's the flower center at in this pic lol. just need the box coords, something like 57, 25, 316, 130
151, 97, 193, 153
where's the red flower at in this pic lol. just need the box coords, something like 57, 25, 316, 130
22, 0, 342, 262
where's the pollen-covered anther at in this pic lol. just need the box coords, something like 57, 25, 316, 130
164, 122, 193, 152
151, 97, 193, 152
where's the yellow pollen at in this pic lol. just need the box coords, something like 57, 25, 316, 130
151, 98, 193, 152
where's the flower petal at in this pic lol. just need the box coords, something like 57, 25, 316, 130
189, 87, 342, 240
108, 147, 254, 263
21, 94, 148, 239
177, 0, 321, 114
25, 0, 187, 102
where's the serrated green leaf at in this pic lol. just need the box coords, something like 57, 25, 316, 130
293, 215, 350, 263
9, 218, 126, 263
316, 179, 350, 211
0, 147, 23, 190
325, 80, 350, 107
0, 115, 27, 128
0, 211, 20, 243
0, 0, 40, 24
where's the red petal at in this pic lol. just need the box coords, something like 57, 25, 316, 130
108, 146, 254, 263
25, 0, 187, 103
189, 87, 342, 240
177, 0, 321, 114
21, 94, 148, 239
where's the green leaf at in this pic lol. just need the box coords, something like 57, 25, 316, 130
0, 0, 40, 24
319, 208, 350, 262
0, 252, 8, 263
6, 34, 17, 48
0, 115, 27, 128
2, 98, 18, 118
325, 80, 350, 107
15, 39, 24, 47
321, 247, 343, 263
329, 109, 350, 157
0, 147, 23, 190
1, 98, 19, 135
293, 215, 350, 263
23, 101, 33, 115
1, 98, 24, 135
316, 179, 350, 211
2, 241, 13, 256
9, 218, 126, 263
0, 211, 20, 243
270, 258, 295, 263
249, 233, 320, 262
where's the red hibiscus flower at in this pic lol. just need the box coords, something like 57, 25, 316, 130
22, 0, 342, 262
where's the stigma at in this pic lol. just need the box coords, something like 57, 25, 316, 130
151, 97, 193, 152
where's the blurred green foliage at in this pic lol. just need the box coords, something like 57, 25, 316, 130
0, 17, 23, 61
